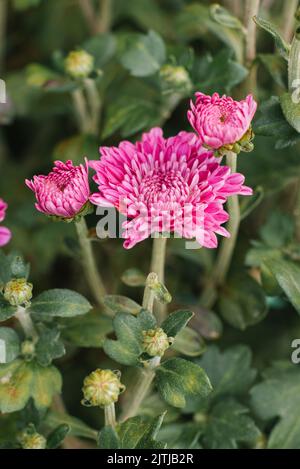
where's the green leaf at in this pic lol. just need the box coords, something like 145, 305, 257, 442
250, 364, 300, 448
118, 414, 166, 449
172, 327, 206, 357
98, 426, 120, 449
264, 258, 300, 314
158, 422, 203, 449
176, 4, 244, 62
280, 92, 300, 133
253, 16, 290, 60
121, 268, 146, 287
155, 358, 212, 408
0, 359, 62, 412
83, 34, 116, 68
120, 30, 166, 77
257, 54, 287, 88
210, 4, 246, 33
30, 289, 92, 318
203, 399, 260, 449
192, 49, 248, 95
197, 345, 256, 400
13, 0, 41, 10
192, 308, 223, 340
161, 310, 193, 338
102, 98, 159, 139
104, 295, 142, 316
218, 274, 267, 330
61, 311, 113, 348
35, 324, 65, 366
46, 411, 97, 440
103, 312, 143, 366
53, 134, 99, 167
253, 97, 300, 148
260, 210, 294, 248
0, 252, 30, 284
46, 424, 70, 449
0, 328, 20, 364
0, 296, 16, 322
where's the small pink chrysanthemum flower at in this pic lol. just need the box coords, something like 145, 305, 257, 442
0, 198, 11, 247
90, 128, 252, 249
26, 160, 91, 221
188, 92, 257, 153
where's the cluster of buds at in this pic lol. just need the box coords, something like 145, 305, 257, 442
3, 278, 33, 307
82, 369, 125, 407
18, 426, 46, 450
142, 327, 173, 357
65, 49, 94, 79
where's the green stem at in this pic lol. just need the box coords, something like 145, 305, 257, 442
78, 0, 98, 35
72, 88, 91, 134
0, 0, 7, 72
150, 236, 167, 322
75, 217, 106, 307
84, 78, 102, 135
104, 403, 116, 427
282, 0, 298, 42
213, 152, 240, 287
97, 0, 112, 34
200, 152, 240, 309
119, 357, 160, 422
15, 306, 38, 340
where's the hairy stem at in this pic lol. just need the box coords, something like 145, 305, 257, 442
150, 236, 168, 322
0, 0, 7, 72
104, 403, 116, 427
212, 152, 240, 286
72, 88, 91, 134
97, 0, 112, 34
245, 0, 260, 66
84, 78, 102, 134
75, 217, 106, 307
119, 357, 160, 422
282, 0, 298, 42
15, 306, 38, 340
200, 152, 240, 309
78, 0, 98, 35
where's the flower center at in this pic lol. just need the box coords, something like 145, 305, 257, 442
139, 170, 189, 206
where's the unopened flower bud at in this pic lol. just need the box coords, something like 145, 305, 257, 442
3, 278, 33, 306
18, 428, 46, 450
146, 273, 172, 304
160, 65, 192, 92
65, 50, 94, 79
21, 339, 35, 358
82, 369, 125, 407
142, 327, 171, 357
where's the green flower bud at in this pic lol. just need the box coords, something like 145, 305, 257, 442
160, 65, 192, 92
18, 428, 46, 450
21, 339, 35, 359
3, 278, 33, 306
82, 369, 125, 407
142, 327, 171, 357
65, 50, 94, 79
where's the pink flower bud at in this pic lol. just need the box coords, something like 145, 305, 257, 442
187, 92, 257, 151
0, 198, 11, 247
26, 159, 91, 220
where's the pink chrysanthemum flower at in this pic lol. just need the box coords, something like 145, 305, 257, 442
187, 92, 257, 152
26, 160, 91, 220
90, 128, 252, 249
0, 198, 11, 247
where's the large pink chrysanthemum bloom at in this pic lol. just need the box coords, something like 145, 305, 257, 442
26, 160, 91, 220
90, 128, 252, 249
188, 92, 257, 152
0, 198, 11, 247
